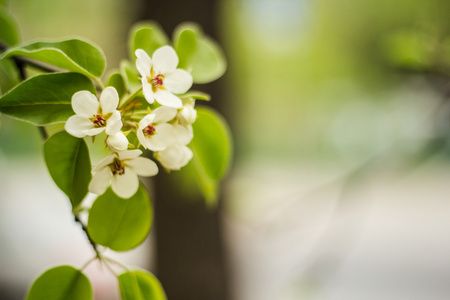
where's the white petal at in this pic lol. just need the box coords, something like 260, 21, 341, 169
135, 49, 152, 78
178, 105, 197, 125
92, 154, 116, 173
100, 87, 119, 114
153, 106, 177, 123
157, 145, 192, 170
137, 126, 149, 149
107, 132, 128, 151
118, 149, 142, 160
89, 167, 112, 195
72, 91, 99, 117
82, 127, 105, 136
146, 123, 178, 151
154, 89, 182, 108
152, 46, 178, 74
65, 115, 94, 138
111, 170, 139, 199
139, 114, 156, 129
175, 124, 193, 145
178, 146, 193, 168
164, 69, 193, 94
126, 157, 159, 176
142, 78, 155, 104
105, 111, 122, 135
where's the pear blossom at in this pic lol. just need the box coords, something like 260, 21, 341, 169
135, 46, 193, 108
106, 131, 129, 151
89, 150, 158, 198
155, 144, 193, 170
65, 87, 127, 149
153, 122, 194, 170
137, 106, 179, 151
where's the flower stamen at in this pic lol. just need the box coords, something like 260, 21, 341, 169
143, 124, 156, 136
111, 158, 125, 175
90, 114, 106, 127
151, 74, 164, 87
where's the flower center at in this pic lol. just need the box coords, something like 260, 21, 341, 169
143, 124, 156, 136
111, 158, 125, 176
90, 114, 106, 127
150, 74, 164, 87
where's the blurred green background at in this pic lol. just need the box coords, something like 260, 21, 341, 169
2, 0, 450, 299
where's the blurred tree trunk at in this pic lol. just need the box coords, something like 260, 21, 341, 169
136, 1, 230, 300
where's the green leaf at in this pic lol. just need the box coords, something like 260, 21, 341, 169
26, 265, 92, 300
118, 269, 167, 300
173, 23, 199, 70
107, 71, 127, 99
0, 57, 20, 95
0, 72, 95, 125
191, 107, 232, 205
44, 131, 91, 208
190, 36, 227, 84
128, 21, 169, 59
0, 6, 20, 46
87, 185, 152, 251
1, 39, 105, 78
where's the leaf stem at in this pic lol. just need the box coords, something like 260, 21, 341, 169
104, 256, 130, 272
119, 87, 143, 109
80, 255, 98, 270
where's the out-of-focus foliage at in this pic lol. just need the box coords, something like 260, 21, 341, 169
26, 265, 92, 300
222, 0, 450, 165
118, 269, 167, 300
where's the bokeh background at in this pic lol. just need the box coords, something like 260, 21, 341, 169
1, 0, 450, 299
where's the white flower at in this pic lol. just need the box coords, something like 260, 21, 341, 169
137, 106, 179, 151
135, 46, 193, 108
65, 87, 127, 149
89, 150, 158, 198
155, 144, 193, 170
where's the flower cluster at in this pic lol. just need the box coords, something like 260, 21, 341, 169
65, 46, 197, 198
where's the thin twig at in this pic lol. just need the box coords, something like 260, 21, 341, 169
74, 214, 101, 257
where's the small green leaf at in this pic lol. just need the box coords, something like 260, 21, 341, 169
173, 23, 199, 70
0, 6, 20, 46
1, 39, 105, 78
191, 107, 233, 205
180, 90, 211, 101
87, 185, 152, 251
173, 23, 226, 83
129, 21, 169, 59
44, 131, 91, 208
120, 59, 141, 92
107, 71, 127, 99
0, 72, 95, 125
118, 269, 167, 300
26, 265, 92, 300
190, 36, 227, 84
